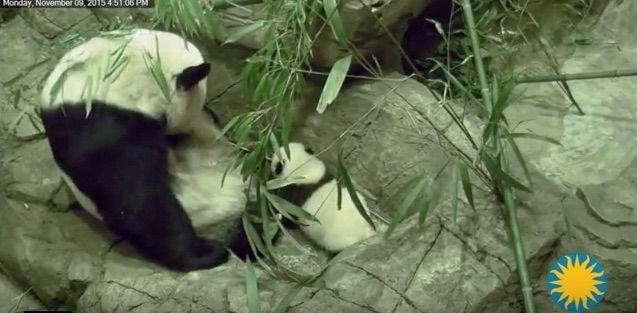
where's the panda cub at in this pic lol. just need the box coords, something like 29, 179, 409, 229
270, 142, 377, 252
39, 28, 256, 271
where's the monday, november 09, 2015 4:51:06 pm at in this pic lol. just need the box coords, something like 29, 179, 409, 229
1, 0, 153, 8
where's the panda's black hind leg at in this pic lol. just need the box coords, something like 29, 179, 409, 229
40, 103, 230, 272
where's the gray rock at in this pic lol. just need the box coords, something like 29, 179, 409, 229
294, 72, 481, 210
211, 0, 433, 70
503, 1, 637, 312
0, 272, 43, 312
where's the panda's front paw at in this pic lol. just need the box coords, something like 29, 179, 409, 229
194, 238, 230, 266
174, 238, 229, 271
227, 223, 266, 262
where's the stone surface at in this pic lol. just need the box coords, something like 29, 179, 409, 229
503, 1, 637, 312
294, 72, 481, 210
0, 272, 43, 312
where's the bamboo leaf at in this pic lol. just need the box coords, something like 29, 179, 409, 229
142, 50, 171, 103
316, 55, 351, 114
47, 62, 83, 106
221, 113, 244, 135
245, 259, 261, 313
482, 153, 531, 192
224, 21, 266, 45
264, 190, 318, 222
451, 160, 460, 222
501, 128, 533, 188
271, 284, 303, 313
242, 149, 261, 177
483, 79, 516, 143
417, 176, 434, 225
499, 132, 562, 146
242, 215, 269, 258
234, 115, 255, 147
80, 75, 94, 117
281, 101, 293, 158
269, 132, 285, 165
336, 178, 343, 211
104, 39, 131, 81
385, 175, 430, 238
425, 18, 445, 38
457, 159, 475, 211
322, 0, 347, 44
335, 157, 343, 210
337, 152, 376, 231
259, 193, 277, 254
266, 176, 307, 190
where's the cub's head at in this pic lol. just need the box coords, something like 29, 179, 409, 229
270, 142, 326, 185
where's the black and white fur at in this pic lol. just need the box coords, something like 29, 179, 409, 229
270, 142, 377, 252
39, 28, 255, 271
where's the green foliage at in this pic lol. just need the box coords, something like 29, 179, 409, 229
155, 0, 221, 39
422, 0, 596, 103
155, 0, 360, 285
322, 0, 347, 44
142, 36, 172, 104
245, 260, 261, 313
271, 284, 303, 313
153, 1, 578, 313
385, 175, 433, 238
223, 20, 266, 45
336, 151, 376, 231
317, 55, 352, 113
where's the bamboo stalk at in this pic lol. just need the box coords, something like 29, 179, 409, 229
537, 37, 585, 115
460, 1, 536, 312
460, 0, 493, 113
516, 69, 637, 84
503, 185, 536, 313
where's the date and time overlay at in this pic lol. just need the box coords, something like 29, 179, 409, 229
1, 0, 153, 8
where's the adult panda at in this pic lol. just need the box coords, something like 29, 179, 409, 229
269, 142, 379, 252
39, 28, 256, 271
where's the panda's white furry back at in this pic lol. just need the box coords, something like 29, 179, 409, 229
270, 142, 378, 252
39, 28, 259, 271
41, 29, 206, 135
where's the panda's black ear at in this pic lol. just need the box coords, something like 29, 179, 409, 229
304, 147, 314, 154
176, 63, 211, 91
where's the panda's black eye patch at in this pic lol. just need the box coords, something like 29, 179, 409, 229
304, 147, 314, 154
274, 162, 283, 175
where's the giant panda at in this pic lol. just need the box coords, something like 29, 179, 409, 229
39, 28, 257, 271
269, 142, 378, 252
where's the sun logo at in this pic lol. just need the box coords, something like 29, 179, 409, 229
547, 252, 607, 312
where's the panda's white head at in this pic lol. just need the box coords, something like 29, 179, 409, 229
271, 142, 326, 185
40, 28, 210, 134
